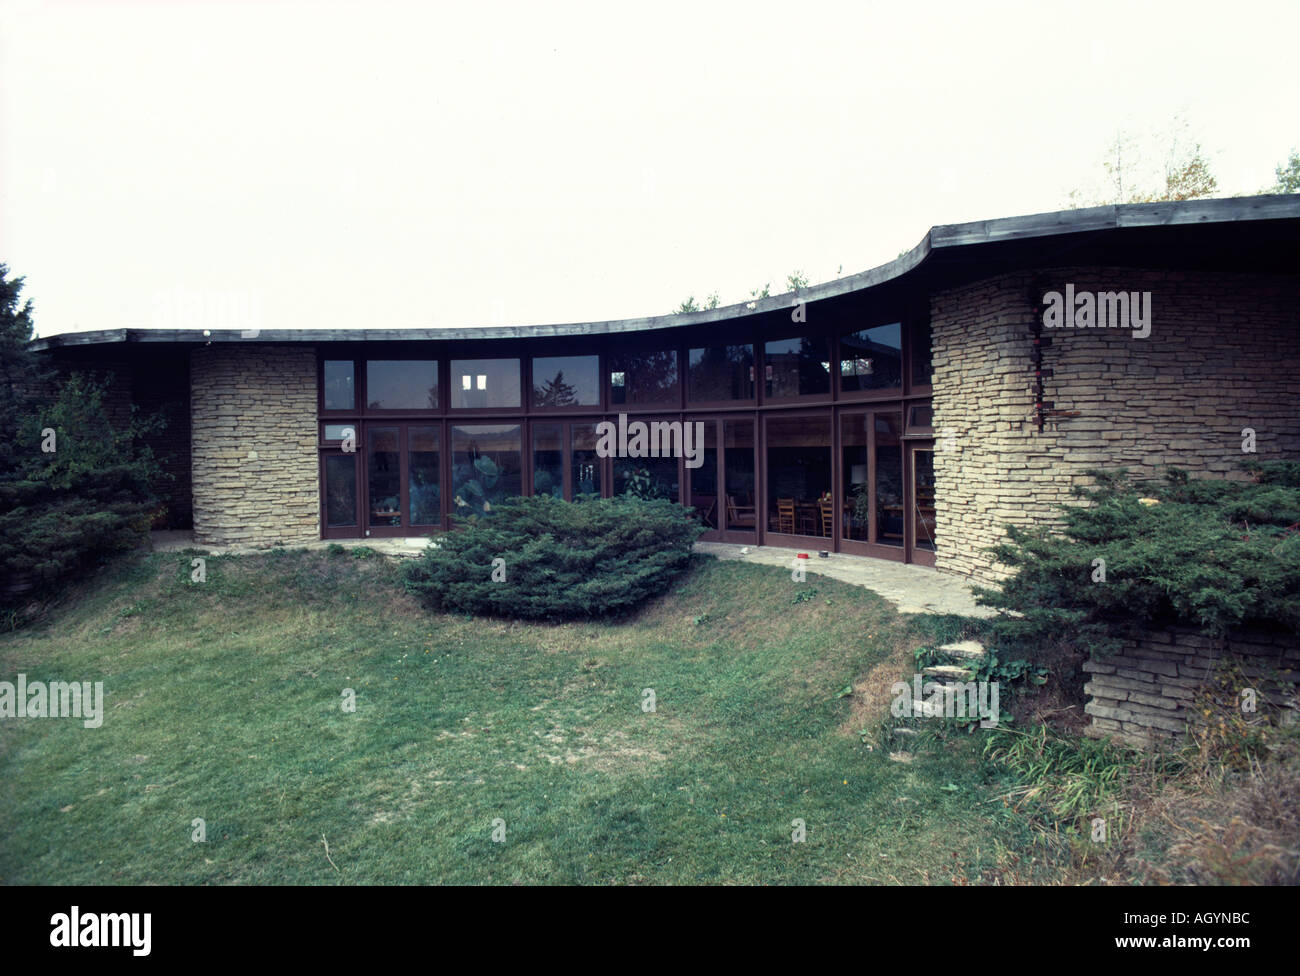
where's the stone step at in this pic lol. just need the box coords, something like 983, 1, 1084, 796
936, 640, 987, 661
922, 664, 974, 680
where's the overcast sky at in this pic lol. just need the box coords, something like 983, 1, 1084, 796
2, 0, 1296, 338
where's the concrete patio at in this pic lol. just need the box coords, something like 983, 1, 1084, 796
693, 541, 996, 618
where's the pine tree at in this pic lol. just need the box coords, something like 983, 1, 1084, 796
532, 370, 578, 407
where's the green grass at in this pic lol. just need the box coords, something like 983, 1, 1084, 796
0, 549, 1041, 884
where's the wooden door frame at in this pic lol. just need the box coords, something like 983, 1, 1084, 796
904, 438, 937, 567
320, 447, 362, 539
835, 406, 907, 562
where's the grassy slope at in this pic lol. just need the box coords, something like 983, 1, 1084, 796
0, 550, 1037, 884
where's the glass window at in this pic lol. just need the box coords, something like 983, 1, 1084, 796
324, 360, 355, 410
763, 336, 831, 398
409, 426, 441, 526
450, 359, 521, 409
451, 424, 522, 518
906, 403, 934, 432
532, 355, 600, 408
612, 418, 680, 502
691, 422, 719, 529
838, 412, 903, 546
367, 427, 401, 527
688, 344, 754, 402
532, 423, 563, 498
840, 323, 902, 393
911, 320, 933, 388
614, 455, 679, 502
875, 413, 904, 547
609, 350, 677, 406
366, 360, 438, 410
570, 423, 602, 499
723, 420, 756, 533
765, 415, 832, 536
914, 448, 936, 552
324, 455, 357, 527
322, 423, 355, 442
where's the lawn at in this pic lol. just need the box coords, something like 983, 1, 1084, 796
0, 548, 1042, 884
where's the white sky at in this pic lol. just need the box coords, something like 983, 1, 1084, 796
2, 0, 1297, 338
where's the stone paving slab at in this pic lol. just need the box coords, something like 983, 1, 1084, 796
693, 541, 997, 618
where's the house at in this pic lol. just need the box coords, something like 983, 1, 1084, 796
30, 194, 1300, 583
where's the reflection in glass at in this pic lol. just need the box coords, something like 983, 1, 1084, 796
874, 413, 903, 547
451, 359, 521, 409
451, 424, 522, 518
367, 427, 401, 527
840, 323, 902, 392
841, 415, 870, 541
324, 361, 355, 410
571, 423, 602, 499
325, 455, 357, 527
366, 360, 438, 410
688, 345, 754, 401
723, 420, 756, 533
914, 448, 936, 552
409, 426, 440, 526
911, 320, 933, 388
764, 337, 831, 398
609, 350, 677, 405
532, 356, 600, 407
613, 420, 679, 501
691, 423, 719, 529
532, 423, 563, 498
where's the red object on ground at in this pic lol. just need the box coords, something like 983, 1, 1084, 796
796, 552, 810, 559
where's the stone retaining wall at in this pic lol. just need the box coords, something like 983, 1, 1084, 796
1083, 627, 1300, 749
930, 267, 1300, 584
191, 345, 319, 546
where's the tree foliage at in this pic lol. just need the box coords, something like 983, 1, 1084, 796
401, 494, 704, 621
974, 464, 1300, 655
0, 267, 164, 606
1067, 117, 1219, 207
1267, 149, 1300, 194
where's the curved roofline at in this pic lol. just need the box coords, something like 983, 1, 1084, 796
29, 193, 1300, 350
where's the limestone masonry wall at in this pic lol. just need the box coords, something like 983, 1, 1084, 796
191, 346, 319, 546
1084, 628, 1300, 749
930, 267, 1300, 584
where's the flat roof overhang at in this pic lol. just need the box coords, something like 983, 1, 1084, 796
29, 193, 1300, 352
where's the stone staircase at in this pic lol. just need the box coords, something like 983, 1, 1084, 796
889, 640, 988, 761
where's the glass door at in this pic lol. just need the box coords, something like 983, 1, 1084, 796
688, 420, 720, 534
361, 422, 444, 537
321, 449, 360, 539
906, 440, 937, 566
721, 418, 757, 541
838, 409, 906, 561
763, 412, 833, 544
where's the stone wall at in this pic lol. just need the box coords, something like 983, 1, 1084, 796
191, 345, 319, 546
1083, 628, 1300, 749
930, 267, 1300, 583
